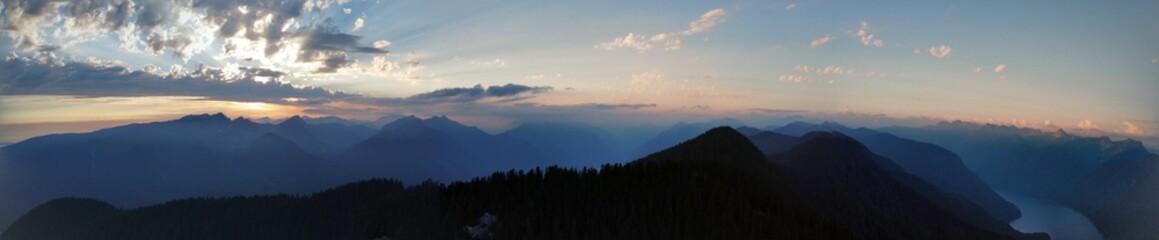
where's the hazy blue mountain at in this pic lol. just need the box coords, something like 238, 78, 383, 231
769, 121, 1022, 222
3, 127, 1046, 240
0, 113, 371, 231
882, 121, 1158, 239
499, 122, 624, 167
339, 116, 478, 184
271, 116, 337, 157
339, 116, 552, 184
631, 118, 745, 158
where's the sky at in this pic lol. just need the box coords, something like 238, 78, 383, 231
0, 0, 1157, 148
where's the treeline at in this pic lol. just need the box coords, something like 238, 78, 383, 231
3, 161, 853, 240
2, 127, 1040, 239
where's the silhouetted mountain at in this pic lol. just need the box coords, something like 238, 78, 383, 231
744, 130, 803, 155
499, 122, 623, 167
3, 127, 1047, 239
1, 180, 446, 240
771, 121, 1022, 222
768, 131, 1039, 239
631, 118, 745, 158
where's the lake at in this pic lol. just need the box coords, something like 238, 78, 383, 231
997, 191, 1103, 240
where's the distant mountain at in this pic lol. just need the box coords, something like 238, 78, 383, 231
769, 121, 1022, 222
882, 121, 1158, 239
499, 122, 624, 167
271, 116, 337, 157
339, 116, 551, 184
2, 127, 1047, 239
0, 113, 374, 231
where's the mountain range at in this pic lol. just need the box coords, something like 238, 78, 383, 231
1, 114, 1155, 239
882, 121, 1158, 239
1, 127, 1049, 239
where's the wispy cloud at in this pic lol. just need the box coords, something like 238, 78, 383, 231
575, 103, 658, 110
778, 74, 805, 83
749, 108, 808, 114
373, 40, 391, 48
809, 35, 832, 48
785, 3, 798, 11
352, 17, 366, 32
854, 21, 884, 47
595, 8, 727, 52
993, 64, 1006, 73
468, 58, 507, 67
1076, 119, 1099, 129
1121, 121, 1146, 136
928, 45, 953, 58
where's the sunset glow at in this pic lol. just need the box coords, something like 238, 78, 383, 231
1, 0, 1156, 149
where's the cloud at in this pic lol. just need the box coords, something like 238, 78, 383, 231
595, 8, 726, 52
1121, 121, 1145, 135
631, 72, 667, 86
809, 35, 832, 48
575, 103, 658, 110
468, 58, 506, 67
684, 8, 727, 35
1076, 119, 1098, 129
854, 21, 884, 47
748, 108, 808, 114
293, 25, 389, 72
0, 54, 354, 104
0, 0, 382, 72
928, 45, 953, 58
406, 84, 553, 103
1, 55, 552, 107
352, 17, 365, 32
785, 3, 797, 11
993, 64, 1007, 73
594, 32, 653, 52
778, 75, 805, 83
373, 40, 391, 48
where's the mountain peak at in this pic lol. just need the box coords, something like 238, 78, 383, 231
1052, 128, 1071, 139
382, 115, 423, 131
279, 115, 307, 127
635, 127, 765, 165
176, 113, 230, 124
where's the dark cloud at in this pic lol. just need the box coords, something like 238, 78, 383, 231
297, 25, 388, 54
406, 84, 553, 103
0, 56, 555, 107
0, 55, 356, 104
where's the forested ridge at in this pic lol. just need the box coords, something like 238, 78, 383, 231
2, 127, 1043, 240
